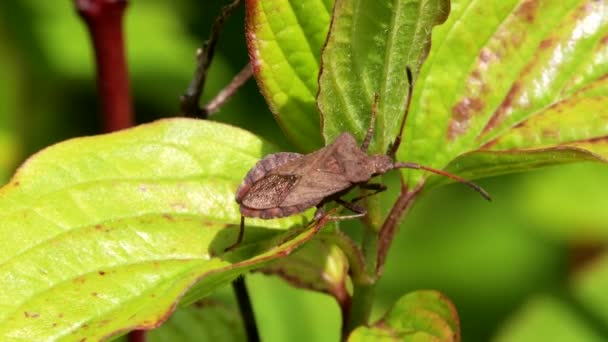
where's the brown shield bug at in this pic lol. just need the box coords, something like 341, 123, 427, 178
229, 69, 490, 249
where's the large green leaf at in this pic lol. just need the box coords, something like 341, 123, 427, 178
0, 119, 320, 340
348, 290, 460, 341
400, 0, 608, 187
318, 0, 449, 153
245, 0, 332, 151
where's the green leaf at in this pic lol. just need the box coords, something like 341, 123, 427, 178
245, 0, 332, 151
401, 0, 608, 187
147, 299, 245, 342
432, 147, 605, 188
348, 290, 460, 341
494, 295, 604, 342
260, 234, 349, 298
259, 229, 372, 304
318, 0, 449, 153
0, 118, 320, 340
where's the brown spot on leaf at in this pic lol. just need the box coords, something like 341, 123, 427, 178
162, 213, 175, 221
448, 97, 486, 140
471, 69, 481, 79
98, 271, 106, 276
94, 224, 110, 232
24, 311, 40, 318
542, 129, 560, 139
540, 38, 554, 49
516, 0, 539, 23
91, 292, 98, 297
468, 69, 492, 96
482, 83, 522, 135
601, 34, 608, 45
479, 48, 495, 65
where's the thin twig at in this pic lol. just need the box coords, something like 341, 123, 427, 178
232, 277, 260, 342
180, 0, 242, 118
203, 63, 252, 116
375, 183, 424, 276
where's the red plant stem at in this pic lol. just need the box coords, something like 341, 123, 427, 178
76, 0, 134, 131
75, 1, 138, 340
126, 330, 146, 342
376, 183, 423, 276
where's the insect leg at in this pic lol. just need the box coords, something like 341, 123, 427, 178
350, 183, 387, 203
224, 216, 245, 252
360, 93, 380, 152
393, 162, 492, 201
330, 198, 367, 220
313, 206, 326, 221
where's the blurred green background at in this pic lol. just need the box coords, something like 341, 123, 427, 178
1, 1, 607, 341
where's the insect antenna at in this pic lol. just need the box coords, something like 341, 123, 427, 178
387, 67, 414, 159
393, 162, 492, 201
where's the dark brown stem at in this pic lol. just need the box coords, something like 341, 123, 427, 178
75, 0, 133, 131
376, 183, 424, 276
180, 0, 242, 118
203, 63, 252, 116
232, 277, 260, 342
